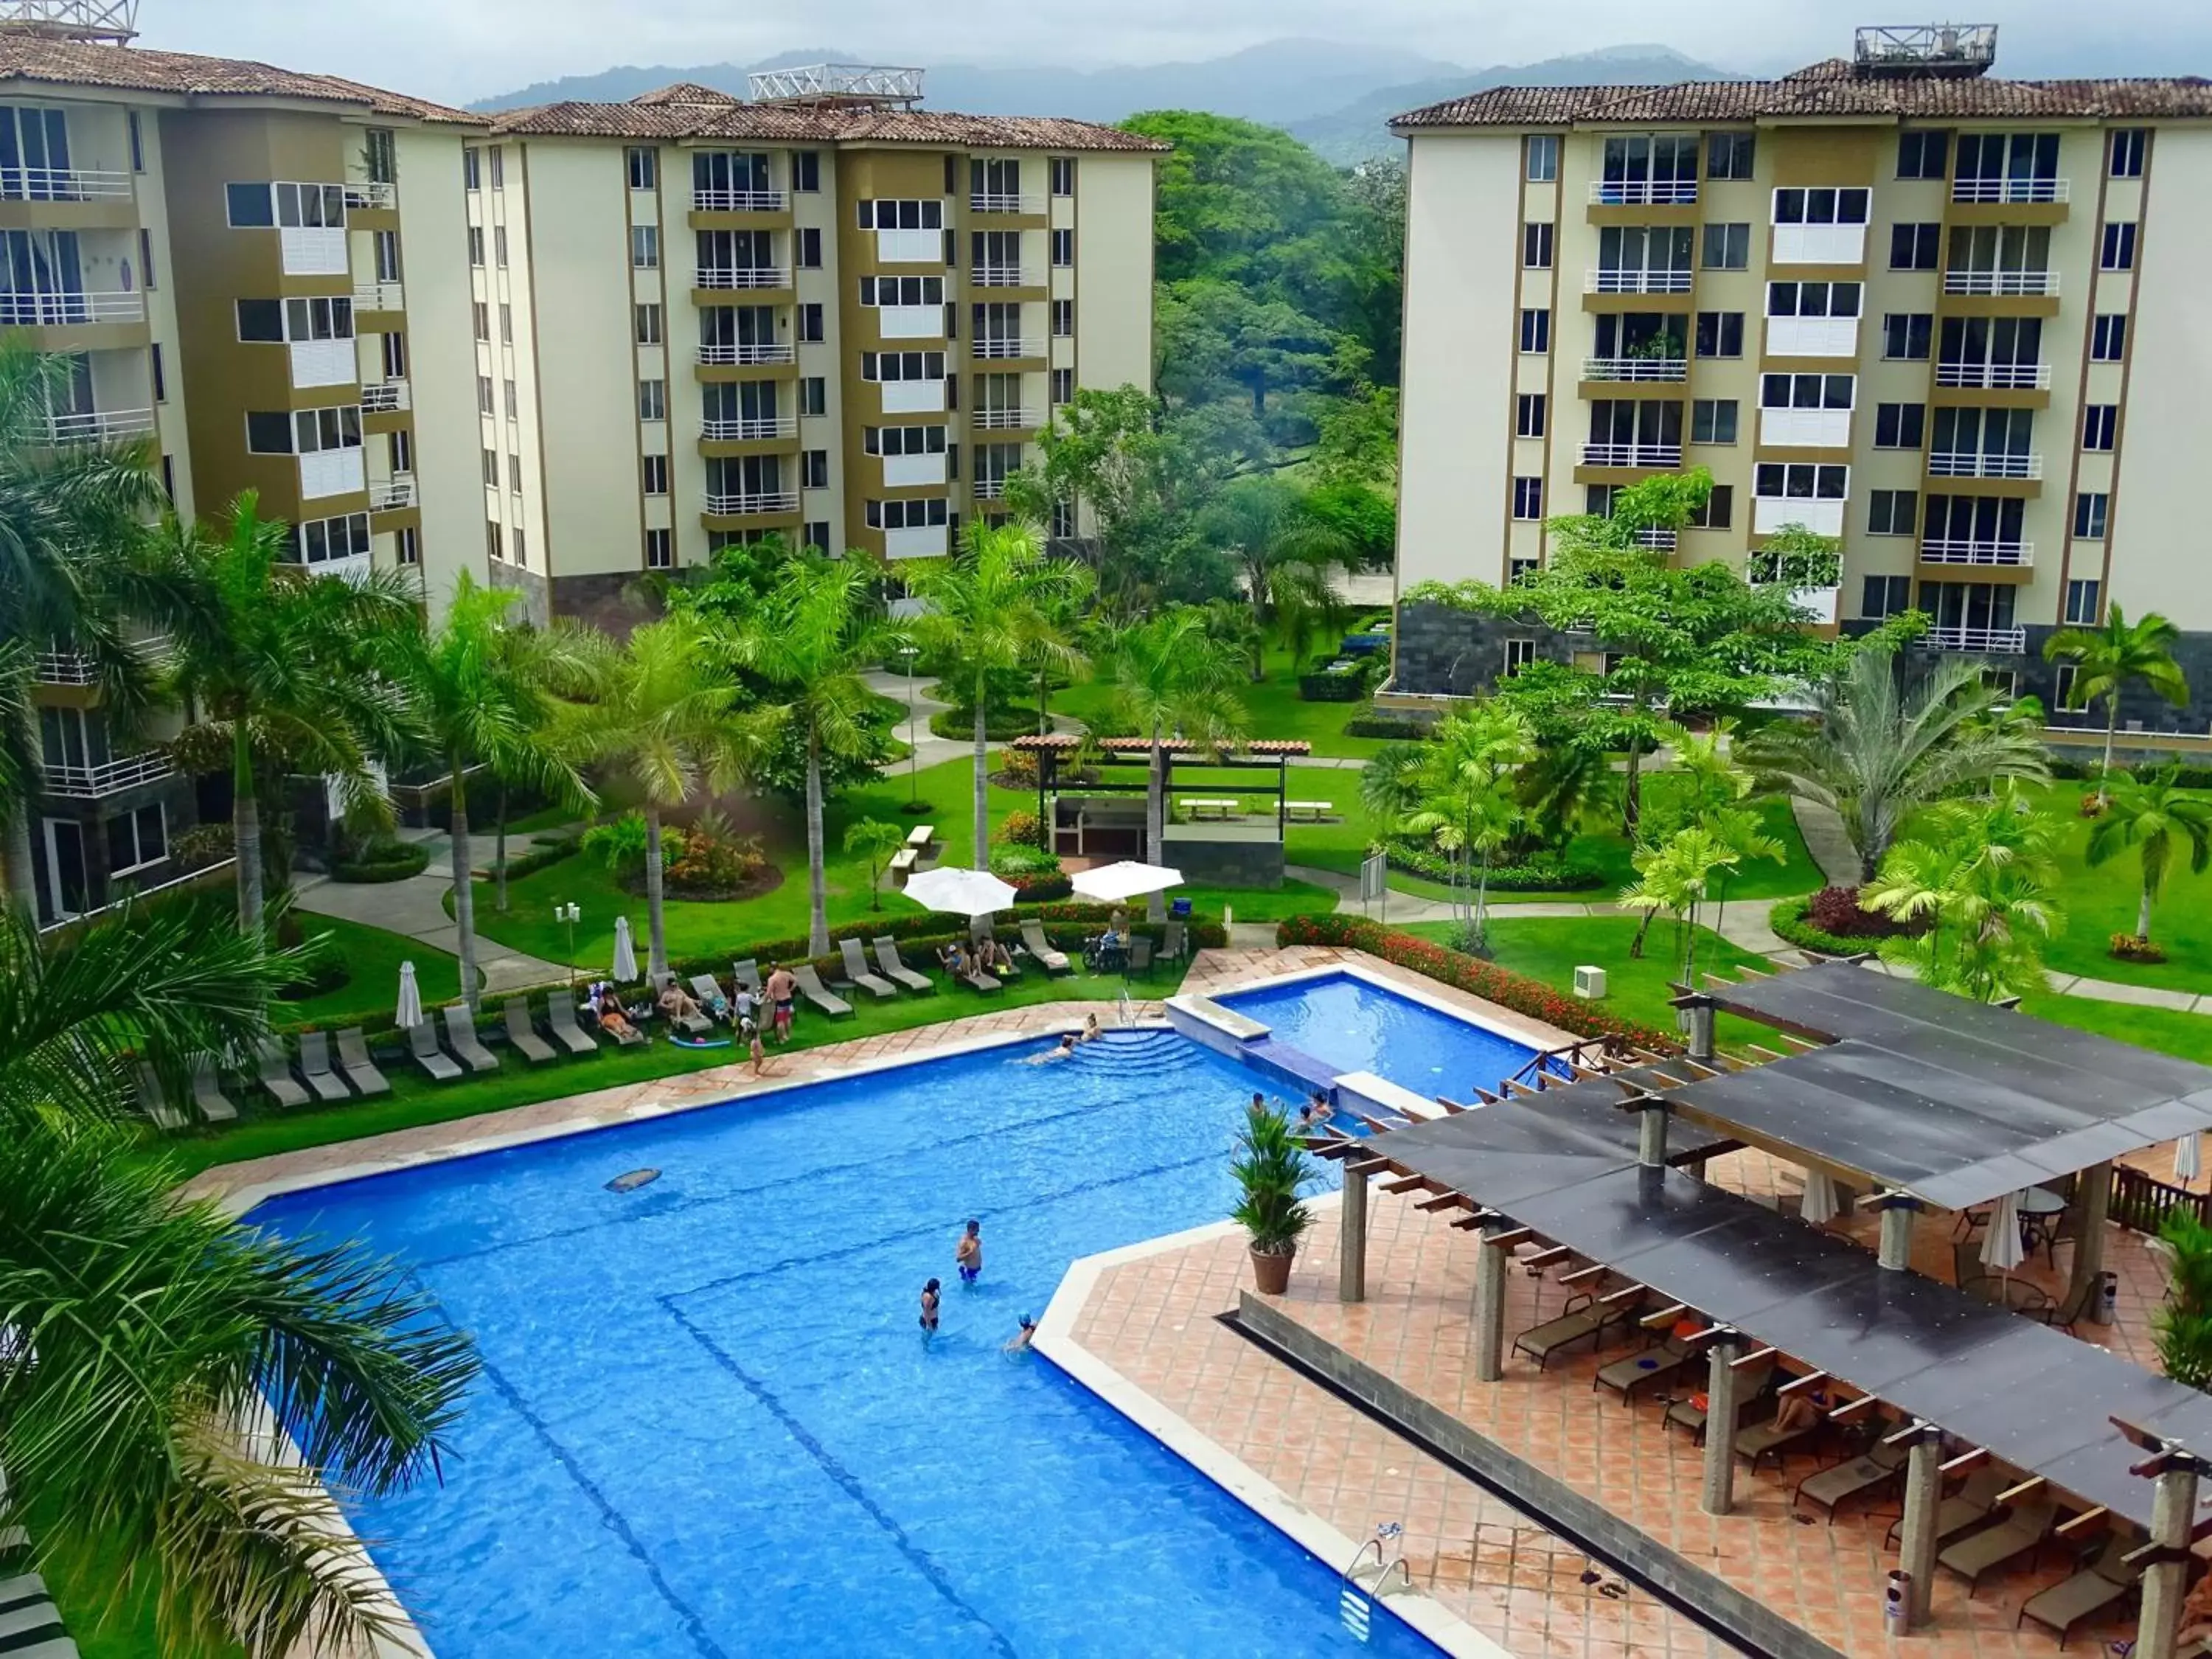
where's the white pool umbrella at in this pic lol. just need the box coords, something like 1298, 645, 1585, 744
2178, 1133, 2203, 1189
1071, 860, 1183, 904
612, 916, 639, 982
1980, 1190, 2026, 1276
394, 961, 422, 1030
1800, 1170, 1839, 1225
904, 866, 1019, 918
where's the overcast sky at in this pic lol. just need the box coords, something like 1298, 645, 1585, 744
142, 0, 2212, 108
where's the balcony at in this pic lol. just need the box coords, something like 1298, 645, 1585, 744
704, 490, 799, 516
1920, 540, 2033, 568
972, 335, 1045, 361
1753, 583, 1842, 626
1581, 442, 1682, 469
975, 479, 1011, 502
1944, 268, 2059, 296
974, 406, 1044, 431
46, 406, 153, 445
1951, 177, 2069, 204
1587, 179, 1697, 206
880, 379, 947, 415
971, 265, 1043, 288
697, 266, 790, 291
280, 227, 348, 278
1764, 316, 1859, 358
344, 181, 397, 210
361, 380, 411, 414
701, 416, 796, 442
0, 166, 132, 202
884, 524, 949, 560
1753, 497, 1846, 537
1635, 528, 1677, 551
35, 634, 170, 685
1919, 625, 2028, 653
883, 453, 946, 489
299, 448, 365, 501
875, 228, 942, 264
354, 279, 405, 312
369, 473, 416, 512
1771, 224, 1866, 265
0, 291, 143, 327
1759, 408, 1854, 448
1927, 451, 2042, 480
1584, 268, 1692, 295
42, 749, 173, 799
692, 187, 786, 212
289, 338, 355, 390
698, 341, 795, 366
970, 192, 1046, 215
1936, 361, 2051, 390
1582, 356, 1687, 383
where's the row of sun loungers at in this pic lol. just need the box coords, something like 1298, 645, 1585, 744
0, 1567, 80, 1658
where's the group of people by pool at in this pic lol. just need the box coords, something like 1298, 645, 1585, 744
1025, 1013, 1105, 1063
919, 1217, 1037, 1353
583, 964, 804, 1076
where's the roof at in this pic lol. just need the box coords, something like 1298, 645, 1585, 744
1392, 57, 2212, 131
487, 89, 1168, 152
0, 35, 479, 125
1009, 734, 1313, 756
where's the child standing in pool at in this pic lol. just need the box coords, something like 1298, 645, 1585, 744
919, 1278, 941, 1334
956, 1219, 983, 1284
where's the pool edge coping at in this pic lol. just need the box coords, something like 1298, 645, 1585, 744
1207, 959, 1581, 1060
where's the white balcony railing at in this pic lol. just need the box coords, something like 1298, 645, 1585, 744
299, 448, 365, 501
698, 341, 795, 366
696, 266, 790, 291
1936, 361, 2051, 390
0, 291, 144, 327
975, 479, 1010, 501
369, 473, 416, 512
703, 490, 799, 516
1927, 450, 2042, 480
1943, 268, 2059, 296
361, 380, 411, 413
1582, 356, 1688, 383
974, 407, 1044, 431
1636, 528, 1677, 551
972, 336, 1045, 361
354, 279, 405, 312
1919, 625, 2028, 653
280, 226, 349, 278
1747, 582, 1842, 625
1951, 177, 2069, 204
701, 416, 796, 442
970, 265, 1043, 288
42, 749, 173, 799
1920, 540, 2034, 568
1585, 268, 1694, 294
0, 166, 133, 202
692, 187, 787, 212
1588, 178, 1698, 206
35, 634, 171, 684
46, 406, 154, 445
1581, 442, 1682, 469
35, 857, 237, 938
970, 192, 1046, 215
344, 181, 397, 210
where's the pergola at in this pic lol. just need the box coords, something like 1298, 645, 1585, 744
1007, 734, 1312, 838
1308, 959, 2212, 1649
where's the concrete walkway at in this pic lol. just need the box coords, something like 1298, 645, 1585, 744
292, 870, 566, 998
1789, 796, 1862, 889
863, 667, 970, 774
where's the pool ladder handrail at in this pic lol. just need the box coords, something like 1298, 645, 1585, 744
1342, 1537, 1413, 1598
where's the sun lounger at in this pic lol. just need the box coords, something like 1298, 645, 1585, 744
0, 1573, 47, 1610
1735, 1402, 1824, 1470
334, 1028, 392, 1096
950, 951, 1003, 993
504, 999, 556, 1064
1665, 1357, 1774, 1442
543, 996, 601, 1055
1939, 1498, 2059, 1593
732, 959, 763, 995
650, 970, 712, 1034
442, 1004, 500, 1072
1889, 1466, 2010, 1548
408, 1020, 463, 1082
135, 1063, 185, 1131
1795, 1440, 1909, 1519
2017, 1532, 2142, 1643
0, 1601, 65, 1642
255, 1039, 310, 1109
838, 938, 898, 1000
970, 919, 1020, 975
790, 962, 852, 1018
1019, 919, 1071, 973
189, 1057, 239, 1122
1511, 1295, 1630, 1370
690, 974, 733, 1018
1161, 919, 1187, 962
295, 1031, 352, 1102
6, 1642, 80, 1659
874, 937, 934, 992
1595, 1335, 1694, 1403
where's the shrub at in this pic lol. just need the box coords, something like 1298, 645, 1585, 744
989, 841, 1060, 877
931, 705, 1045, 742
1003, 872, 1074, 901
1806, 884, 1924, 940
664, 811, 768, 898
501, 832, 581, 881
1298, 664, 1370, 703
2079, 793, 2110, 818
1769, 897, 1870, 959
998, 808, 1047, 849
1343, 713, 1433, 741
2110, 933, 2168, 964
1383, 839, 1604, 892
582, 812, 652, 877
172, 822, 234, 872
330, 838, 429, 884
998, 748, 1040, 785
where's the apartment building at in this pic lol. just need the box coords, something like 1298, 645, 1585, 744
471, 66, 1161, 629
1388, 25, 2212, 728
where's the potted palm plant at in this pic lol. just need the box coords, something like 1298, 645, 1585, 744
1233, 1100, 1314, 1295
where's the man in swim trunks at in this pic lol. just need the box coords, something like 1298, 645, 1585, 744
956, 1219, 983, 1284
763, 962, 796, 1041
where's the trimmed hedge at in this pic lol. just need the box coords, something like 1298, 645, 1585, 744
1768, 896, 1874, 959
1384, 840, 1605, 893
1343, 713, 1432, 740
1298, 670, 1368, 703
1273, 914, 1679, 1053
930, 706, 1046, 742
500, 835, 582, 881
330, 842, 430, 884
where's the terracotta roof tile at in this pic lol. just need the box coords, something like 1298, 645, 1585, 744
488, 86, 1169, 152
0, 36, 479, 124
630, 81, 743, 107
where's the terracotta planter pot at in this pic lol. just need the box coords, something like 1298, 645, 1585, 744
1249, 1245, 1295, 1295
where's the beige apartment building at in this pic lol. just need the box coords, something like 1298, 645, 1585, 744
1387, 26, 2212, 728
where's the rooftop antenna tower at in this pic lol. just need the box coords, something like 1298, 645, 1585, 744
746, 63, 925, 111
0, 1, 141, 43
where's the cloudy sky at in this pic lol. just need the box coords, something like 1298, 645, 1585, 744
143, 0, 2212, 107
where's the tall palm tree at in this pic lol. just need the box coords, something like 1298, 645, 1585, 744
2085, 771, 2212, 945
1371, 703, 1535, 948
380, 574, 600, 1008
723, 558, 900, 956
559, 613, 756, 978
906, 520, 1091, 869
0, 902, 476, 1656
2043, 606, 2190, 805
161, 495, 420, 939
1744, 647, 2050, 883
1105, 606, 1249, 918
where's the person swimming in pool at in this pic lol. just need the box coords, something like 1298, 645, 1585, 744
956, 1219, 983, 1284
1297, 1093, 1332, 1134
1026, 1034, 1078, 1063
1004, 1315, 1036, 1354
919, 1278, 941, 1334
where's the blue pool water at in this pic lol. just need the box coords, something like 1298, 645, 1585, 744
248, 1029, 1441, 1658
1221, 972, 1541, 1101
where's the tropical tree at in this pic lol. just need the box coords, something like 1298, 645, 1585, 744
1860, 796, 2064, 1001
1744, 647, 2051, 883
1618, 823, 1736, 978
2085, 770, 2212, 945
0, 901, 476, 1655
844, 818, 908, 911
723, 557, 900, 956
379, 574, 599, 1007
906, 521, 1091, 870
1194, 475, 1354, 639
1369, 703, 1536, 951
2043, 606, 2190, 805
161, 495, 419, 939
558, 614, 757, 978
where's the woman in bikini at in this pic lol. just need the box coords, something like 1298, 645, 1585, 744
919, 1278, 941, 1335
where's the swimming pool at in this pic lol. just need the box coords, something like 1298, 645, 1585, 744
248, 1028, 1443, 1658
1220, 972, 1544, 1102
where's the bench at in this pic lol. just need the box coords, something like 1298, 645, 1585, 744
888, 846, 919, 888
905, 823, 936, 850
1178, 798, 1240, 821
1283, 800, 1335, 822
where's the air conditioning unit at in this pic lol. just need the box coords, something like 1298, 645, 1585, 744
1573, 965, 1607, 1001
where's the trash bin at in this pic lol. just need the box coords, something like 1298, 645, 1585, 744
1885, 1570, 1910, 1636
1171, 897, 1192, 919
2095, 1269, 2118, 1326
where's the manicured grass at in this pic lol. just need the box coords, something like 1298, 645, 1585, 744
2001, 782, 2212, 992
279, 914, 465, 1029
1183, 878, 1341, 922
503, 801, 585, 835
1048, 636, 1391, 759
2019, 994, 2212, 1066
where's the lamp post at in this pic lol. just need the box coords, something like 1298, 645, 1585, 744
555, 901, 580, 989
897, 643, 922, 807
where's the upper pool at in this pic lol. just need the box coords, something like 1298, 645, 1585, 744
1220, 971, 1544, 1102
247, 1026, 1441, 1658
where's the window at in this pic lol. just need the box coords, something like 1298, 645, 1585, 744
860, 350, 947, 383
1765, 280, 1863, 319
1522, 222, 1553, 269
2092, 314, 2127, 362
1051, 228, 1074, 267
866, 497, 950, 531
1524, 135, 1559, 183
799, 377, 827, 417
1503, 638, 1537, 678
855, 198, 945, 230
476, 375, 493, 415
797, 227, 822, 268
641, 454, 669, 495
2101, 222, 2138, 271
127, 110, 143, 173
858, 275, 945, 307
502, 378, 518, 420
235, 299, 284, 342
374, 229, 400, 282
1702, 222, 1749, 269
1882, 313, 1933, 360
1868, 489, 1918, 535
245, 406, 361, 456
1686, 485, 1732, 529
1051, 298, 1074, 336
106, 803, 166, 876
1517, 308, 1549, 353
1706, 131, 1755, 180
150, 344, 164, 402
1772, 187, 1869, 225
797, 302, 824, 344
794, 150, 821, 192
2062, 578, 2104, 626
296, 512, 370, 567
379, 332, 407, 380
498, 303, 512, 345
638, 379, 666, 421
494, 226, 509, 268
2073, 492, 2110, 538
1051, 367, 1074, 404
2110, 129, 2146, 178
644, 527, 672, 570
803, 520, 831, 552
225, 182, 276, 226
2083, 404, 2118, 451
631, 225, 660, 268
511, 526, 526, 568
396, 526, 420, 566
801, 448, 830, 489
1896, 130, 1949, 179
1862, 575, 1913, 619
1691, 398, 1737, 444
1511, 476, 1543, 520
626, 147, 657, 190
472, 301, 489, 341
1753, 462, 1848, 501
139, 228, 155, 288
1516, 393, 1546, 438
1694, 310, 1743, 358
1760, 373, 1854, 413
508, 451, 521, 490
1049, 156, 1074, 195
467, 226, 483, 267
1874, 403, 1925, 449
1890, 222, 1941, 270
488, 147, 504, 189
159, 453, 173, 502
463, 148, 481, 191
391, 430, 414, 473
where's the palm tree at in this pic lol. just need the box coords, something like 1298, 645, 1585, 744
1374, 704, 1535, 950
723, 558, 900, 956
906, 520, 1091, 870
2085, 771, 2212, 945
1619, 824, 1736, 976
1861, 796, 2063, 1001
161, 495, 420, 939
2044, 606, 2190, 805
559, 614, 755, 979
380, 574, 600, 1008
0, 902, 476, 1656
1744, 647, 2050, 883
1195, 476, 1353, 639
1105, 606, 1250, 918
844, 817, 908, 911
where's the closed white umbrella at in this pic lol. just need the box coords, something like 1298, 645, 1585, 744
394, 961, 422, 1030
2178, 1133, 2203, 1189
612, 917, 639, 983
1980, 1191, 2026, 1276
904, 866, 1020, 918
1071, 860, 1184, 904
1800, 1169, 1839, 1225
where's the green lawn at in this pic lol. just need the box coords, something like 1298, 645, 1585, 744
2007, 782, 2212, 991
278, 914, 465, 1029
2020, 994, 2212, 1065
1048, 636, 1391, 759
504, 800, 586, 835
